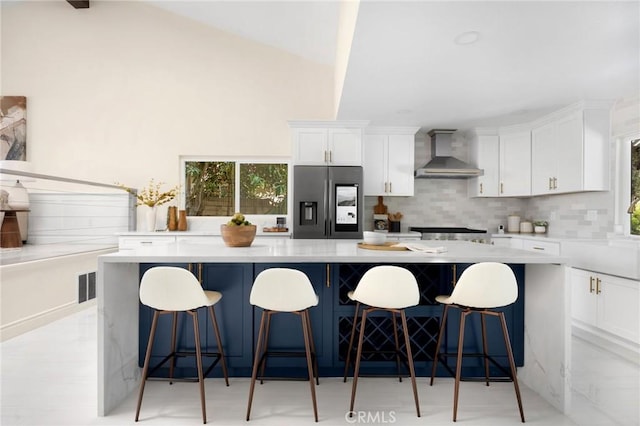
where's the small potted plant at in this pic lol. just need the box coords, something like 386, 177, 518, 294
533, 220, 548, 234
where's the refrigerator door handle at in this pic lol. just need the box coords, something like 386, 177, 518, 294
326, 178, 332, 237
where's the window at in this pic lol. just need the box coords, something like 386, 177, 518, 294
615, 135, 640, 237
631, 139, 640, 235
182, 158, 289, 218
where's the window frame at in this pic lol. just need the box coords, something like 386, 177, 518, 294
179, 155, 292, 232
614, 132, 640, 238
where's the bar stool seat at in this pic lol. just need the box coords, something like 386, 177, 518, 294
135, 266, 229, 424
430, 262, 525, 422
246, 268, 320, 422
344, 265, 421, 418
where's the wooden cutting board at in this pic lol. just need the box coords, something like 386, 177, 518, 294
373, 196, 388, 214
357, 242, 408, 251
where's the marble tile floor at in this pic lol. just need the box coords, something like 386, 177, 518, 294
1, 306, 638, 425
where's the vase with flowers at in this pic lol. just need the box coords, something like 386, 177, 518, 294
118, 179, 179, 232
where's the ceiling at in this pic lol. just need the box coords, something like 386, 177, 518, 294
148, 0, 640, 131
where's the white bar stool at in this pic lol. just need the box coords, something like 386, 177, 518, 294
246, 268, 320, 422
135, 266, 229, 424
345, 265, 421, 418
429, 262, 525, 422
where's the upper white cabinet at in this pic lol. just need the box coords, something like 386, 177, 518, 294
289, 121, 369, 166
499, 127, 531, 197
364, 127, 419, 196
467, 127, 530, 197
531, 102, 611, 195
467, 130, 499, 197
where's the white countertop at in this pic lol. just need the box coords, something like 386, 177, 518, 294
101, 238, 566, 264
1, 243, 117, 267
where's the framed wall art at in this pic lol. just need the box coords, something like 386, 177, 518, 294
1, 96, 27, 161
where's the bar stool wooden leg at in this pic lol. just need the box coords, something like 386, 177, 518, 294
499, 312, 525, 423
190, 310, 207, 424
349, 309, 368, 416
208, 305, 229, 386
135, 311, 159, 422
246, 310, 267, 421
304, 309, 320, 385
343, 301, 361, 382
300, 310, 318, 422
259, 312, 272, 385
453, 310, 468, 422
169, 311, 178, 384
481, 311, 490, 386
400, 310, 420, 417
392, 311, 403, 382
430, 304, 450, 385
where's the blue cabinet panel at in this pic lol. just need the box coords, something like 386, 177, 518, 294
138, 262, 253, 377
251, 263, 333, 376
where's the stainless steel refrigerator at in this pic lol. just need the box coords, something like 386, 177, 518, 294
293, 165, 363, 239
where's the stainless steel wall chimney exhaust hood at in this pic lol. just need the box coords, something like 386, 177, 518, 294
414, 129, 483, 178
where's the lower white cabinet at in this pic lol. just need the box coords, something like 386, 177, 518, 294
118, 236, 176, 249
571, 268, 640, 344
491, 236, 560, 255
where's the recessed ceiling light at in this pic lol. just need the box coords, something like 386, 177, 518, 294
454, 31, 480, 45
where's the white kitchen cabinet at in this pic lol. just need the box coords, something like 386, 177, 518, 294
289, 121, 368, 166
571, 268, 640, 344
521, 239, 560, 256
466, 127, 530, 197
499, 128, 531, 196
467, 130, 500, 197
531, 102, 610, 195
363, 127, 418, 196
118, 235, 176, 249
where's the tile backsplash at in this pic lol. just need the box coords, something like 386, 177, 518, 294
364, 180, 526, 234
365, 182, 613, 239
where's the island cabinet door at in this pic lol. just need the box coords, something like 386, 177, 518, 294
441, 263, 525, 378
251, 263, 333, 374
332, 263, 448, 377
137, 263, 254, 378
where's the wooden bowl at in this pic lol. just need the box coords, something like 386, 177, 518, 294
220, 224, 257, 247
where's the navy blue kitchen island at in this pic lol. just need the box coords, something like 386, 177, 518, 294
98, 239, 569, 416
137, 261, 524, 380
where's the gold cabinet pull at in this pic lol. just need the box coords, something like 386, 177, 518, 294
452, 264, 457, 287
596, 277, 601, 294
549, 177, 553, 190
198, 263, 203, 285
589, 276, 594, 293
329, 150, 332, 163
384, 182, 388, 193
326, 264, 331, 288
553, 177, 558, 189
324, 150, 328, 163
389, 182, 392, 193
480, 182, 483, 194
500, 182, 504, 194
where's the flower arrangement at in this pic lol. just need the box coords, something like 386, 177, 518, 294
533, 220, 548, 227
117, 179, 179, 207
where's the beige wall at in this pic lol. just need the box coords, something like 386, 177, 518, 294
0, 249, 116, 341
1, 1, 334, 189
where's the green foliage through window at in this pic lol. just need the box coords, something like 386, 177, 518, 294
184, 160, 288, 217
631, 141, 640, 235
